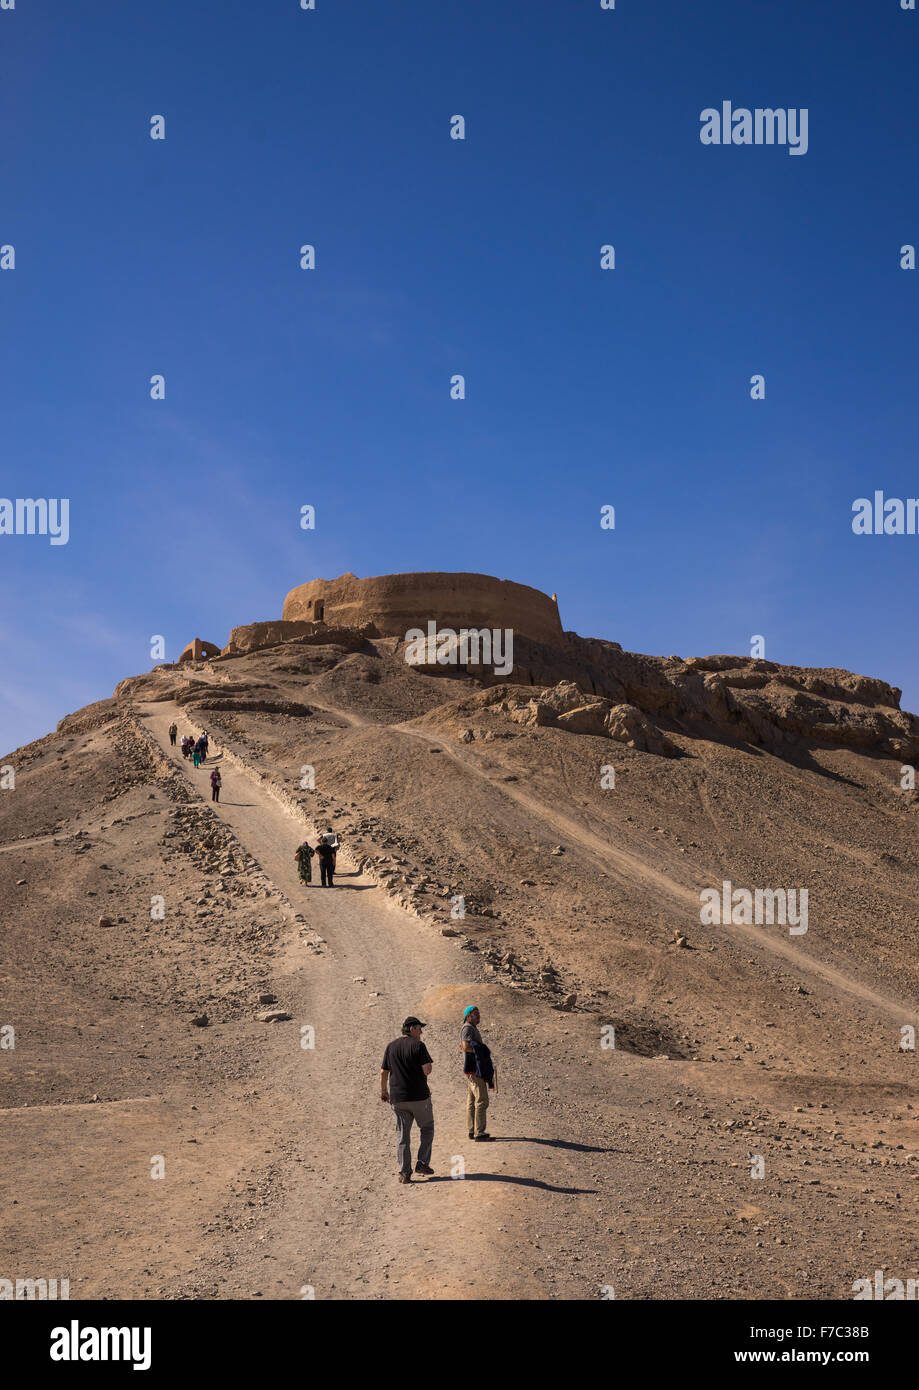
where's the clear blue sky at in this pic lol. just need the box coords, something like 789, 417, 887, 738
2, 0, 917, 754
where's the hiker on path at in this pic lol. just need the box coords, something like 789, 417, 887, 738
322, 829, 340, 872
200, 731, 209, 758
168, 722, 177, 746
181, 736, 191, 759
210, 768, 221, 803
381, 1017, 434, 1183
194, 736, 206, 766
294, 839, 314, 885
460, 1004, 496, 1141
192, 741, 202, 769
316, 836, 336, 888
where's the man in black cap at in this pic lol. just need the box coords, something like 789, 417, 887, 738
380, 1017, 434, 1183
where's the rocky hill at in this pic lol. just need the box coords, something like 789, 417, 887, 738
4, 576, 919, 1301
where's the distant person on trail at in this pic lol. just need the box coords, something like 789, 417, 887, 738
168, 722, 177, 746
181, 736, 191, 759
316, 837, 336, 888
460, 1005, 496, 1141
381, 1017, 434, 1183
200, 731, 209, 758
192, 742, 201, 769
321, 830, 340, 871
210, 768, 221, 803
194, 736, 206, 766
294, 840, 314, 885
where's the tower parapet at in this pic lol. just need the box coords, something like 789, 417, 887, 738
281, 571, 563, 646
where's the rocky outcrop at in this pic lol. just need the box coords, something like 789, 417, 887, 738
112, 569, 919, 764
557, 640, 919, 760
603, 703, 679, 756
489, 680, 679, 756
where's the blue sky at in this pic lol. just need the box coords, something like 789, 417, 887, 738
2, 0, 917, 753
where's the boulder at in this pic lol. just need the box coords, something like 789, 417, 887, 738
540, 680, 591, 716
605, 704, 679, 757
557, 702, 613, 737
508, 699, 555, 727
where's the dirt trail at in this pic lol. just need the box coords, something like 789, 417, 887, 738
137, 702, 621, 1300
383, 714, 919, 1029
265, 683, 919, 1027
0, 833, 66, 853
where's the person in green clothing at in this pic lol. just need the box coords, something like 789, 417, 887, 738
294, 840, 314, 884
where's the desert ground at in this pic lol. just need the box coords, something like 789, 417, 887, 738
3, 622, 919, 1300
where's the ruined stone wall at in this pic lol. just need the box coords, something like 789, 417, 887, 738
223, 620, 321, 656
222, 619, 379, 657
281, 571, 563, 646
178, 638, 221, 663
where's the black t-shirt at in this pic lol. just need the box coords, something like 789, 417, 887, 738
316, 843, 335, 862
381, 1036, 432, 1102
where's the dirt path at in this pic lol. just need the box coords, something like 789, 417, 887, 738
138, 702, 622, 1300
388, 718, 919, 1028
0, 833, 64, 853
267, 680, 919, 1027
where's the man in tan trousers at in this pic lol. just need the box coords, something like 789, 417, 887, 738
460, 1004, 495, 1141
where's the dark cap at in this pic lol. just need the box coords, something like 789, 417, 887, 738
402, 1016, 427, 1032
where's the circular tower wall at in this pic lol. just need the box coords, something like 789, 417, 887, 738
282, 571, 563, 645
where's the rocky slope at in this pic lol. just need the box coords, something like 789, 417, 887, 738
4, 616, 919, 1300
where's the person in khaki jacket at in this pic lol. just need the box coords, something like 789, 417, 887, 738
460, 1004, 496, 1140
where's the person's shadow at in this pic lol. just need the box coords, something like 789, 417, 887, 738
425, 1174, 597, 1195
493, 1137, 616, 1155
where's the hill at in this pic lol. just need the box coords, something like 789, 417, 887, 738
3, 574, 918, 1300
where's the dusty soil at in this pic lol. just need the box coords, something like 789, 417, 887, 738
3, 635, 919, 1300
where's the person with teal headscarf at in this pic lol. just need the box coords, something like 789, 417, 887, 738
460, 1004, 495, 1140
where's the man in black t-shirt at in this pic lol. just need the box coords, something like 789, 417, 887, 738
381, 1017, 434, 1182
316, 839, 335, 887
